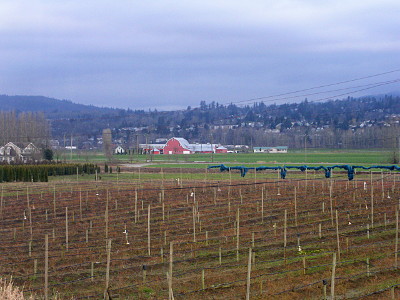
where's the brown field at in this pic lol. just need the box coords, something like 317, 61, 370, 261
0, 168, 399, 299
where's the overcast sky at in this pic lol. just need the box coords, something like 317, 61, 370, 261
1, 1, 400, 110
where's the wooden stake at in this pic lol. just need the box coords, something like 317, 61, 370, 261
219, 247, 222, 265
294, 187, 298, 226
246, 248, 252, 300
29, 208, 33, 240
395, 209, 399, 268
201, 269, 205, 290
213, 188, 217, 205
44, 234, 49, 300
105, 192, 109, 240
335, 210, 340, 260
34, 259, 37, 275
79, 189, 82, 221
381, 171, 384, 200
330, 184, 334, 226
0, 186, 3, 220
65, 207, 69, 251
371, 185, 374, 228
160, 199, 164, 221
105, 239, 111, 298
261, 187, 264, 224
26, 186, 30, 212
148, 205, 151, 256
168, 242, 174, 300
134, 189, 138, 223
91, 262, 94, 281
193, 206, 196, 242
384, 213, 387, 229
53, 186, 56, 219
236, 208, 240, 262
284, 209, 287, 248
143, 265, 147, 283
331, 252, 337, 300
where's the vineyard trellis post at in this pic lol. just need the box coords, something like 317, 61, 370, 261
284, 209, 287, 263
44, 234, 48, 300
168, 242, 174, 300
294, 187, 298, 226
236, 208, 240, 262
335, 210, 340, 260
65, 207, 69, 251
104, 239, 111, 300
246, 247, 252, 300
395, 209, 399, 268
148, 205, 151, 256
331, 252, 337, 300
371, 185, 374, 228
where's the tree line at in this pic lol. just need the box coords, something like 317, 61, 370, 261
0, 163, 99, 182
0, 111, 50, 147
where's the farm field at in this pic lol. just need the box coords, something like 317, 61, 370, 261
0, 167, 400, 299
64, 149, 394, 165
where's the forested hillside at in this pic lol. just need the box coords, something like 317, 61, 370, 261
0, 95, 121, 117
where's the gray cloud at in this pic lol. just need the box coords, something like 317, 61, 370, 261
1, 0, 399, 109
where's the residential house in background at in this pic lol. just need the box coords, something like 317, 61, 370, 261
0, 142, 41, 163
253, 146, 288, 153
114, 145, 126, 154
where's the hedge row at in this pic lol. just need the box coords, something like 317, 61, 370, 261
0, 163, 99, 183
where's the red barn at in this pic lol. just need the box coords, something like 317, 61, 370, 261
163, 138, 193, 154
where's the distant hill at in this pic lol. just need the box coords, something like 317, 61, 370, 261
0, 95, 119, 118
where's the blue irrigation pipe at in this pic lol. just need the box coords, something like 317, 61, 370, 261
207, 164, 400, 180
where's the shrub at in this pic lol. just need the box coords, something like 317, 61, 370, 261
0, 278, 34, 300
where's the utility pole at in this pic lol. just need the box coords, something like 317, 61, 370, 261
398, 136, 400, 164
145, 134, 149, 162
136, 134, 139, 162
210, 133, 214, 163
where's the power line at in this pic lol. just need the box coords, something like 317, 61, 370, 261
222, 68, 400, 106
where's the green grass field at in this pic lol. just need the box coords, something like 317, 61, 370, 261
61, 149, 395, 166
